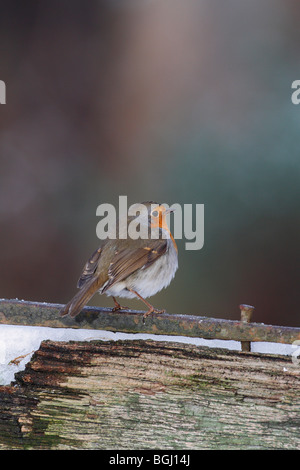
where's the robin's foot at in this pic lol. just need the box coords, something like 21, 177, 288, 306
143, 307, 166, 322
112, 297, 128, 312
126, 288, 166, 322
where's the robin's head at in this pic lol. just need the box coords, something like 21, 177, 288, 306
148, 203, 173, 230
145, 202, 177, 251
125, 201, 174, 233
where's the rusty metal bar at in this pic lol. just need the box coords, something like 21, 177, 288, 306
0, 298, 299, 345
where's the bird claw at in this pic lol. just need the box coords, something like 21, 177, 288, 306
112, 297, 128, 312
142, 307, 166, 323
112, 304, 128, 312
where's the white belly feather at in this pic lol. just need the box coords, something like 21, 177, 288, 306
102, 240, 178, 300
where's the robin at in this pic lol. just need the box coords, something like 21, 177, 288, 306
60, 201, 178, 318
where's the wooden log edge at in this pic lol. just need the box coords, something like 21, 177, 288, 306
0, 338, 300, 450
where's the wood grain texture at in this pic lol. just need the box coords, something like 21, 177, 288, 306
0, 339, 300, 449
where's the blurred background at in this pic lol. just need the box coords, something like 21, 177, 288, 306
0, 0, 299, 327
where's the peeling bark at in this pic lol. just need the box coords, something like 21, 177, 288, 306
0, 339, 299, 449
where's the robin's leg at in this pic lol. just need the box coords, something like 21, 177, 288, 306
127, 288, 165, 319
112, 297, 128, 312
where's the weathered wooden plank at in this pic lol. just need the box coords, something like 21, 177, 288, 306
0, 298, 300, 344
0, 339, 299, 450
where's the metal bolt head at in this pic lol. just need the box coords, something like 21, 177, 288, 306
239, 304, 255, 323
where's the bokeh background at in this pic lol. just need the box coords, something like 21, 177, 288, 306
0, 0, 299, 327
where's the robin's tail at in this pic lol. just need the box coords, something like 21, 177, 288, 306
60, 275, 102, 318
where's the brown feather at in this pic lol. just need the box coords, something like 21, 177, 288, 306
102, 238, 167, 293
60, 274, 105, 317
77, 246, 103, 288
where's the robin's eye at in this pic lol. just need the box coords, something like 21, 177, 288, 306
152, 210, 159, 217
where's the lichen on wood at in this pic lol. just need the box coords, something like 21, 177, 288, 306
0, 339, 299, 449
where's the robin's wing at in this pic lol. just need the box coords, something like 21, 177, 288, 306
60, 245, 106, 318
102, 238, 168, 293
77, 246, 103, 288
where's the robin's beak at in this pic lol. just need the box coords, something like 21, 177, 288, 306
164, 208, 175, 215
